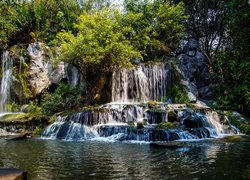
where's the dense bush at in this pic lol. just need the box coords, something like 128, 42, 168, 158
42, 83, 83, 116
0, 0, 82, 48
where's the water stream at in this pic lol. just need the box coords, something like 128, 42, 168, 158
0, 51, 13, 113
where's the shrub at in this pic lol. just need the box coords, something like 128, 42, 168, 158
42, 83, 83, 116
157, 122, 178, 129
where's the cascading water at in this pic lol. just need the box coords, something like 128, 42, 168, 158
42, 62, 240, 142
112, 63, 172, 102
0, 51, 13, 112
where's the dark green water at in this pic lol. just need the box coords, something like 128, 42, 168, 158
0, 137, 250, 179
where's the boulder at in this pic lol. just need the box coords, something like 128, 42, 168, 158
8, 133, 28, 141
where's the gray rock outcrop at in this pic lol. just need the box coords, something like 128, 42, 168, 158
27, 42, 85, 97
27, 42, 50, 96
179, 39, 213, 100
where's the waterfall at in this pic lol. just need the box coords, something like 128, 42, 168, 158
42, 61, 240, 142
0, 51, 13, 112
204, 111, 225, 137
112, 63, 172, 103
42, 105, 239, 141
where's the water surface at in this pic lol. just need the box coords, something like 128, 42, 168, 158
0, 137, 249, 179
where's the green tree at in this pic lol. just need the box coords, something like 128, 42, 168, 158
212, 0, 250, 114
0, 0, 82, 47
174, 0, 228, 58
57, 9, 140, 73
124, 0, 186, 59
57, 9, 141, 103
0, 1, 19, 49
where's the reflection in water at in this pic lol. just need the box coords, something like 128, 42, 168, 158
204, 145, 221, 164
0, 138, 249, 179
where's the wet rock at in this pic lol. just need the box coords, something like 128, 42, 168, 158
188, 128, 210, 138
232, 111, 247, 123
188, 92, 197, 102
8, 133, 28, 141
146, 109, 167, 124
137, 121, 144, 129
167, 110, 178, 122
107, 133, 126, 141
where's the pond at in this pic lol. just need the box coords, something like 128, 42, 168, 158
0, 136, 250, 179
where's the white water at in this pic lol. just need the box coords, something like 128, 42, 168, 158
0, 51, 13, 112
205, 111, 225, 137
42, 62, 240, 142
112, 63, 172, 103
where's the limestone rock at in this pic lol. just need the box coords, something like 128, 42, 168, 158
27, 42, 86, 97
27, 42, 50, 96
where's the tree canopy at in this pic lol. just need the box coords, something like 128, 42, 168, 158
57, 9, 140, 73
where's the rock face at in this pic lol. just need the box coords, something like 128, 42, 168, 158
27, 42, 50, 96
179, 39, 213, 100
27, 42, 85, 96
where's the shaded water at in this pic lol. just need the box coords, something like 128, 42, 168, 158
0, 137, 249, 179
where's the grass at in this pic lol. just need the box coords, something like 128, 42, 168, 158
0, 113, 28, 122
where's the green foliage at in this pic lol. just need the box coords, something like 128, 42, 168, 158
27, 100, 45, 120
229, 117, 250, 135
124, 0, 187, 59
171, 84, 189, 104
0, 0, 82, 47
0, 1, 19, 49
226, 112, 250, 134
212, 0, 250, 114
157, 121, 178, 129
57, 8, 140, 72
148, 100, 157, 107
5, 102, 19, 112
127, 121, 135, 127
42, 83, 83, 116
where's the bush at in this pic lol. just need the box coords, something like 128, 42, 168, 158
171, 84, 189, 104
157, 122, 178, 129
226, 112, 250, 134
42, 83, 83, 116
27, 100, 45, 120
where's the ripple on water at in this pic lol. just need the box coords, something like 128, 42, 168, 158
0, 138, 249, 179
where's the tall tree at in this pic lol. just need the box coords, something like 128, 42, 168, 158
124, 0, 187, 59
175, 0, 228, 58
212, 0, 250, 114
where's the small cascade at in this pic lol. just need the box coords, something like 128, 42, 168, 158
0, 51, 13, 112
204, 111, 225, 137
42, 105, 239, 141
112, 63, 172, 102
